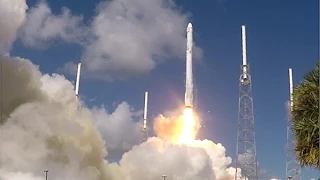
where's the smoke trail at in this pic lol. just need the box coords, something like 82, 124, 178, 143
0, 56, 240, 180
0, 0, 28, 53
0, 55, 112, 180
152, 112, 238, 180
1, 55, 43, 123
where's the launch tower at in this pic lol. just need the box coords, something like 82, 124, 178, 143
285, 68, 301, 180
235, 25, 259, 180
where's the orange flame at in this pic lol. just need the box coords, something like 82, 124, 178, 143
177, 107, 198, 144
153, 107, 200, 145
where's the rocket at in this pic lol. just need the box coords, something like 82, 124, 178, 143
241, 25, 248, 80
142, 92, 148, 131
185, 23, 193, 108
75, 62, 81, 98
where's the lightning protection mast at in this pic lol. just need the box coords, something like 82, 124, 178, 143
285, 68, 301, 180
75, 62, 82, 101
235, 25, 259, 180
141, 92, 149, 142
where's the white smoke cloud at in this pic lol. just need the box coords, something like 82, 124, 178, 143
0, 0, 28, 53
92, 102, 143, 158
112, 137, 239, 180
0, 1, 245, 179
77, 0, 203, 80
236, 151, 271, 179
18, 0, 88, 48
0, 55, 240, 180
0, 171, 43, 180
119, 137, 215, 180
0, 55, 112, 180
15, 0, 203, 80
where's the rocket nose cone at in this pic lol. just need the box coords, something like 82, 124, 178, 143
187, 23, 192, 28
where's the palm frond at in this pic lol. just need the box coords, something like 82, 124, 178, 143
292, 61, 319, 169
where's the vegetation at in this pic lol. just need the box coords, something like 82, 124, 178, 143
292, 61, 319, 169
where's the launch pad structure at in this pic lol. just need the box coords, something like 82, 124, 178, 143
285, 68, 301, 180
73, 61, 150, 144
235, 25, 259, 180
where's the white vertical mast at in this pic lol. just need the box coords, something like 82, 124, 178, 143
75, 62, 81, 98
143, 91, 148, 130
242, 25, 248, 79
288, 68, 293, 112
286, 68, 301, 180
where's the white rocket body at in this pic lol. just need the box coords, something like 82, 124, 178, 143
75, 62, 81, 98
143, 92, 148, 131
185, 23, 193, 108
288, 68, 293, 112
241, 25, 248, 80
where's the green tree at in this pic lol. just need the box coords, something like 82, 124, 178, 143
292, 61, 319, 169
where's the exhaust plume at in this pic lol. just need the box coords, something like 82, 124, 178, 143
0, 0, 28, 53
0, 55, 111, 180
1, 56, 239, 180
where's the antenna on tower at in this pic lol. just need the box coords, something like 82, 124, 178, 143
141, 92, 149, 142
235, 25, 259, 180
286, 68, 301, 180
75, 62, 82, 100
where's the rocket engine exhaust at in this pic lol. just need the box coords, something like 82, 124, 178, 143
185, 23, 193, 108
75, 62, 82, 99
142, 91, 148, 132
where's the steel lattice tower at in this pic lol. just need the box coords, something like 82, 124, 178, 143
285, 68, 301, 180
235, 25, 259, 180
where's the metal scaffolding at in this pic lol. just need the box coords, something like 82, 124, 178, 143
235, 65, 259, 180
235, 25, 258, 180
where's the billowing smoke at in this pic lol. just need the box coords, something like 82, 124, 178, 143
0, 0, 28, 53
91, 103, 142, 158
1, 0, 240, 179
1, 0, 203, 79
18, 0, 87, 48
13, 0, 203, 80
0, 56, 112, 180
152, 113, 237, 180
0, 55, 238, 180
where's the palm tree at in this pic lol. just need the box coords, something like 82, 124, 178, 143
292, 61, 319, 169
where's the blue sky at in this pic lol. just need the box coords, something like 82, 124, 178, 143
10, 0, 319, 179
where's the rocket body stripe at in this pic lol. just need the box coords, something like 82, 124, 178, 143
185, 23, 193, 108
75, 63, 81, 97
143, 92, 148, 130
